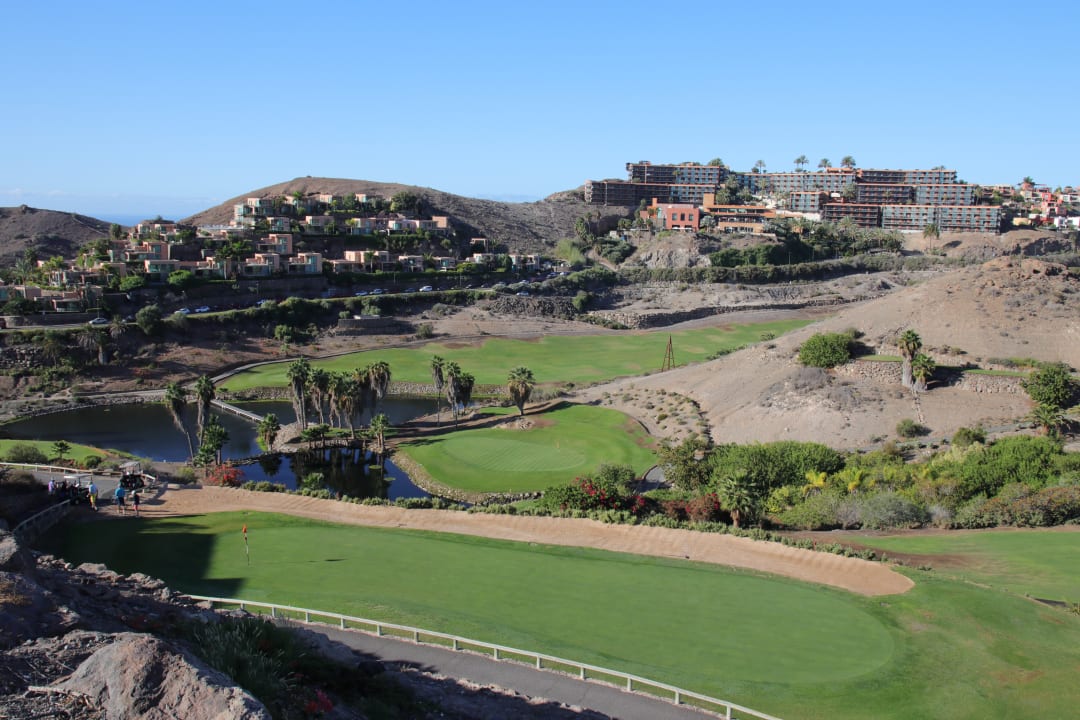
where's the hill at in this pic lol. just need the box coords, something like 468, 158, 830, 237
183, 177, 633, 252
580, 256, 1079, 449
0, 205, 113, 266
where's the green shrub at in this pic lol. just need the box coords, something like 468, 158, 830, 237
775, 492, 843, 530
798, 332, 853, 368
952, 485, 1080, 528
710, 441, 845, 491
856, 491, 930, 529
896, 419, 930, 438
82, 456, 103, 469
954, 435, 1064, 501
1023, 362, 1078, 408
5, 444, 48, 464
951, 426, 986, 447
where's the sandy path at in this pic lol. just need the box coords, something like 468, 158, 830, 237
145, 484, 913, 597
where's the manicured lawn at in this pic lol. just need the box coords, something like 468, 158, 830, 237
219, 320, 813, 393
0, 439, 109, 466
396, 403, 657, 492
851, 529, 1080, 601
39, 512, 1080, 720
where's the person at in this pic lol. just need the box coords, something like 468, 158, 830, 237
132, 490, 141, 518
87, 480, 98, 511
47, 479, 55, 496
114, 484, 126, 515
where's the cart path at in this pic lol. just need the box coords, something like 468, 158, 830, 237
145, 484, 914, 596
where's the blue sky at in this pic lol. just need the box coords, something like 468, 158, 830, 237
2, 1, 1075, 222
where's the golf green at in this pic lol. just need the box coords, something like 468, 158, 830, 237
396, 403, 657, 492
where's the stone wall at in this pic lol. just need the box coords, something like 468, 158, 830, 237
586, 295, 880, 330
834, 360, 1025, 394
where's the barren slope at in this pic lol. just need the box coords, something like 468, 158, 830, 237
583, 257, 1079, 449
0, 205, 112, 265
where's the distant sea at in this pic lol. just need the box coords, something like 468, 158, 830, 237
89, 213, 174, 227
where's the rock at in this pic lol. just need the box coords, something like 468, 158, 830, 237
0, 570, 75, 649
56, 632, 271, 720
0, 531, 34, 573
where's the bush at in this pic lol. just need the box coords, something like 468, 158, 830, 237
798, 332, 853, 368
775, 492, 843, 530
951, 425, 986, 447
896, 419, 930, 438
954, 435, 1064, 501
856, 491, 930, 529
952, 486, 1080, 528
82, 455, 103, 469
5, 444, 48, 464
1023, 362, 1078, 408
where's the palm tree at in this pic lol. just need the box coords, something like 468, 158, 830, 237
193, 375, 216, 439
327, 371, 350, 429
442, 361, 462, 423
351, 366, 373, 428
286, 358, 312, 430
257, 413, 281, 452
840, 156, 856, 169
368, 413, 390, 470
506, 366, 536, 417
801, 470, 828, 497
897, 330, 922, 390
367, 361, 392, 413
164, 382, 194, 460
308, 368, 331, 425
794, 155, 808, 172
336, 377, 360, 438
911, 353, 936, 393
753, 159, 767, 174
714, 470, 762, 529
1029, 403, 1065, 438
922, 222, 941, 253
430, 356, 446, 424
818, 158, 832, 169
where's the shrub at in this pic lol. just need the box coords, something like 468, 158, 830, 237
1022, 362, 1078, 408
954, 435, 1064, 501
415, 323, 434, 339
203, 465, 245, 487
951, 425, 986, 447
896, 419, 929, 438
685, 492, 723, 522
952, 486, 1080, 528
775, 492, 842, 530
82, 455, 103, 469
798, 332, 853, 368
5, 444, 47, 464
856, 491, 930, 529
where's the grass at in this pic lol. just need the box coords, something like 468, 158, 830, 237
964, 368, 1028, 377
857, 354, 901, 362
848, 529, 1080, 601
219, 320, 813, 393
39, 513, 1080, 720
0, 439, 109, 466
396, 403, 657, 492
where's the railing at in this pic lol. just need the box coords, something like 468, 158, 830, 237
0, 461, 158, 488
12, 500, 71, 542
187, 594, 782, 720
210, 399, 265, 423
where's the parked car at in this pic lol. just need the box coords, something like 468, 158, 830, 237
194, 306, 210, 313
419, 285, 433, 292
370, 288, 385, 295
516, 291, 530, 297
175, 308, 191, 315
354, 291, 368, 297
87, 317, 109, 325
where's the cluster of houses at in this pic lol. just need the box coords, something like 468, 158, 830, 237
0, 191, 546, 313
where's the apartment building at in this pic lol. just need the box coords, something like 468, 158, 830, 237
913, 184, 975, 205
881, 205, 1002, 233
859, 169, 958, 185
627, 162, 727, 185
653, 203, 701, 231
821, 203, 882, 228
856, 184, 915, 205
788, 191, 830, 213
585, 180, 716, 206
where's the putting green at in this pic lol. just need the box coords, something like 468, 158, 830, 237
398, 403, 657, 492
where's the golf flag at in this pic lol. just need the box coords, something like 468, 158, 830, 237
242, 524, 250, 565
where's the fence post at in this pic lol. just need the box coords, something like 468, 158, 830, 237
340, 617, 345, 629
535, 656, 541, 669
494, 648, 500, 660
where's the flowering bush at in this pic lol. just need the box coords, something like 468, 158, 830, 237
203, 464, 245, 487
542, 471, 647, 514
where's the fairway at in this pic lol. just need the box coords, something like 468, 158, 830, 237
851, 528, 1080, 600
396, 403, 657, 492
219, 319, 812, 392
39, 512, 1080, 720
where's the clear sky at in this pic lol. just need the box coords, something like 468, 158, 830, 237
2, 0, 1076, 222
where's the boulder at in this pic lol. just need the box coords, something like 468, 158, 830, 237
56, 632, 271, 720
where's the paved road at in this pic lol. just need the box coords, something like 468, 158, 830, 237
293, 622, 729, 720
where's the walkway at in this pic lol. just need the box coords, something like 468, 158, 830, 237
292, 621, 724, 720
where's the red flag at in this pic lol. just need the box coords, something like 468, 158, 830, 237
242, 524, 248, 536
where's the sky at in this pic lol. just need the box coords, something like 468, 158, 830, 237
2, 0, 1076, 223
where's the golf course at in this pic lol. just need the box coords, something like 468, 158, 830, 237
41, 513, 1080, 720
218, 320, 812, 392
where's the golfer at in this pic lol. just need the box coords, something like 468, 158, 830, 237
114, 485, 126, 515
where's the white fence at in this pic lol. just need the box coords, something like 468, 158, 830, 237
187, 594, 782, 720
12, 500, 71, 542
0, 461, 158, 487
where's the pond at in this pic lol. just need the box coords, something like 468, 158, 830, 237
0, 398, 438, 500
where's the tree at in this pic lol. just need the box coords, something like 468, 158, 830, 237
286, 358, 312, 430
193, 375, 216, 439
258, 413, 281, 452
52, 440, 71, 464
818, 158, 832, 169
367, 361, 392, 414
911, 353, 936, 393
713, 470, 767, 528
798, 332, 852, 368
794, 155, 808, 172
1023, 362, 1077, 409
707, 158, 725, 167
753, 160, 767, 174
196, 416, 229, 467
922, 223, 940, 253
841, 183, 857, 201
109, 223, 124, 242
390, 191, 419, 214
135, 304, 164, 336
1029, 403, 1066, 439
657, 436, 713, 491
442, 362, 474, 425
801, 470, 828, 497
430, 356, 446, 424
307, 368, 331, 424
368, 413, 390, 469
897, 330, 923, 390
164, 382, 194, 460
506, 366, 536, 416
840, 156, 856, 169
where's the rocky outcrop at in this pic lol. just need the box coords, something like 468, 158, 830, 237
56, 632, 270, 720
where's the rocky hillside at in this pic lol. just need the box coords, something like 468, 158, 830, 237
0, 206, 113, 266
184, 178, 634, 253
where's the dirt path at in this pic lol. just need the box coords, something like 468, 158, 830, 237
144, 484, 913, 597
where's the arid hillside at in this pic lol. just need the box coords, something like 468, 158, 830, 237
581, 257, 1079, 449
0, 205, 112, 265
184, 177, 634, 253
